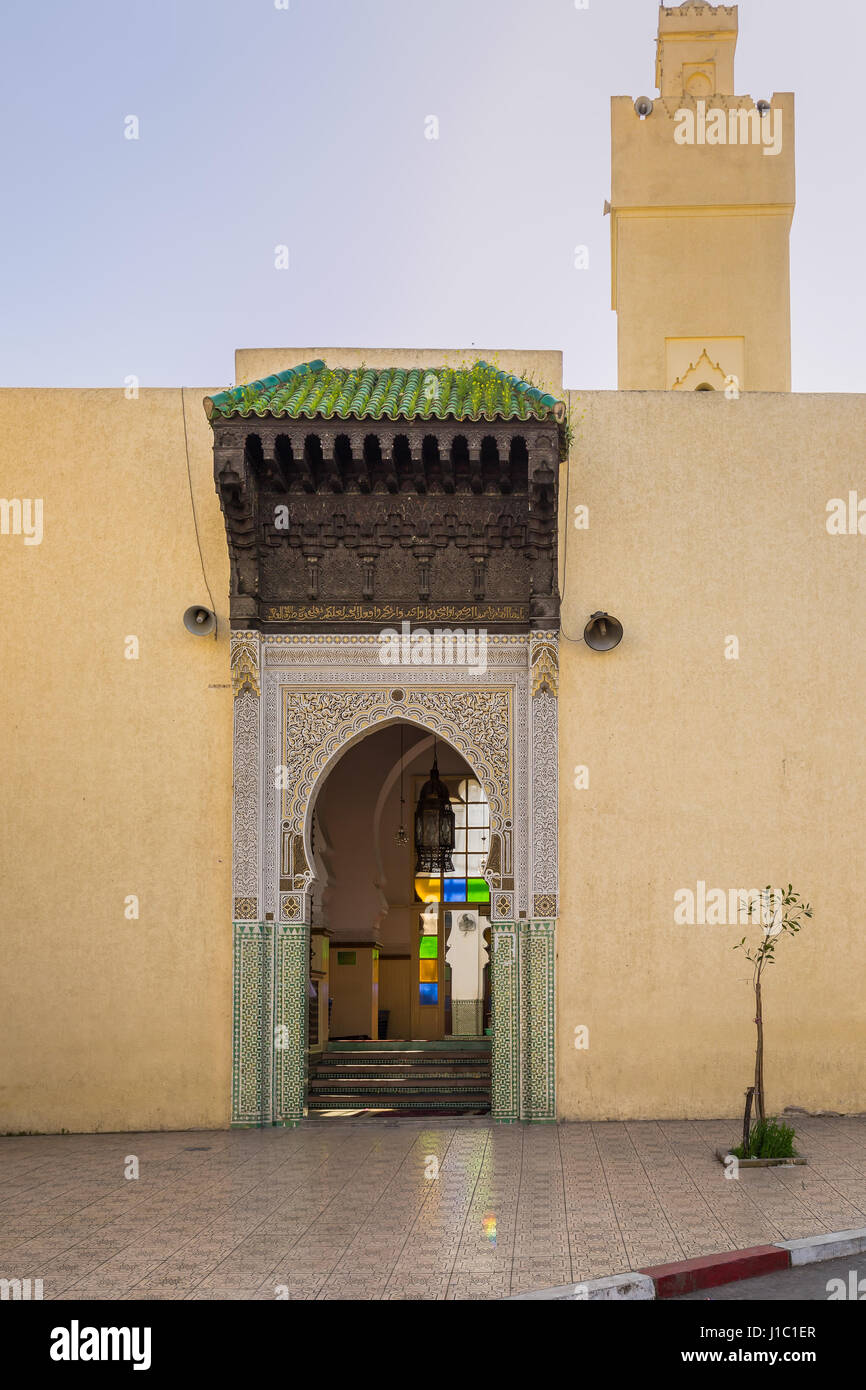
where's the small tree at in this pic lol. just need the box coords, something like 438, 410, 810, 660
734, 884, 812, 1125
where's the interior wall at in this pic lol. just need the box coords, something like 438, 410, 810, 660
329, 947, 378, 1040
378, 958, 412, 1040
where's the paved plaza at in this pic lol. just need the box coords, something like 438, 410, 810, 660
2, 1115, 866, 1301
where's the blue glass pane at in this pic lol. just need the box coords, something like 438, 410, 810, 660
419, 982, 438, 1005
443, 879, 467, 902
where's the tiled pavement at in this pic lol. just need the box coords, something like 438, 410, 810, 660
2, 1116, 866, 1301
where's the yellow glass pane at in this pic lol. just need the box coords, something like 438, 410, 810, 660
420, 959, 438, 983
415, 876, 441, 904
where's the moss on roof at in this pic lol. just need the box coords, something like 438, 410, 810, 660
204, 360, 565, 425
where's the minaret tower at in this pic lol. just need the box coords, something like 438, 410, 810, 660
609, 3, 795, 391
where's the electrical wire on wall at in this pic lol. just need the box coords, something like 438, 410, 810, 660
181, 387, 218, 639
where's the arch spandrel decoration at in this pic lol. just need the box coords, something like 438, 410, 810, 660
262, 636, 530, 927
281, 690, 511, 889
294, 705, 508, 905
230, 630, 557, 1127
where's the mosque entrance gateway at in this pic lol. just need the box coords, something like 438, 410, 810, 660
300, 722, 496, 1114
209, 359, 563, 1123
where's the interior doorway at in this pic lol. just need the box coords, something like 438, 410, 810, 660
305, 719, 493, 1116
310, 721, 492, 1047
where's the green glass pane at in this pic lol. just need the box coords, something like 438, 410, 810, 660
419, 935, 438, 958
467, 879, 489, 902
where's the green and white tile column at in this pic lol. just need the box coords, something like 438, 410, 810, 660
519, 919, 556, 1121
490, 922, 520, 1121
273, 921, 310, 1125
231, 919, 273, 1125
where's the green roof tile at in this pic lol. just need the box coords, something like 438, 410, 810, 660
204, 360, 566, 425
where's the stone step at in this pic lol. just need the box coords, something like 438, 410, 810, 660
309, 1078, 488, 1094
308, 1093, 489, 1111
325, 1038, 491, 1053
309, 1067, 490, 1082
311, 1038, 491, 1112
319, 1051, 490, 1066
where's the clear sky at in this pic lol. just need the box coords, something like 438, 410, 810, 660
2, 0, 862, 391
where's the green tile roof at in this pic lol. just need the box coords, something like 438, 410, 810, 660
204, 360, 565, 425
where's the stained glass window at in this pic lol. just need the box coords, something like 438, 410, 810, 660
419, 905, 439, 1007
413, 775, 490, 906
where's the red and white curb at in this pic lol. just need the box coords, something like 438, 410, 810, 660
507, 1226, 866, 1300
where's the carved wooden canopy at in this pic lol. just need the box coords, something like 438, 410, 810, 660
208, 362, 564, 633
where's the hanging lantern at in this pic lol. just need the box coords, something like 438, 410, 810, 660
414, 756, 455, 875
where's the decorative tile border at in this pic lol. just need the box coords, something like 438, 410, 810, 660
231, 631, 261, 913
451, 999, 483, 1036
533, 893, 557, 918
279, 892, 302, 922
529, 634, 558, 904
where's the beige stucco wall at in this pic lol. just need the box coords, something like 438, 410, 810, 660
0, 388, 232, 1133
2, 366, 865, 1130
557, 389, 866, 1119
